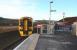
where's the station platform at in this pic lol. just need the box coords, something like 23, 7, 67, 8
14, 34, 77, 50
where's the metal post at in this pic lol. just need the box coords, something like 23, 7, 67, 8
49, 1, 53, 34
63, 12, 65, 31
37, 27, 38, 34
63, 12, 65, 23
41, 26, 43, 34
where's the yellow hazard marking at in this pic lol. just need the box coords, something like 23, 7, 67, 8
28, 31, 32, 35
20, 31, 24, 36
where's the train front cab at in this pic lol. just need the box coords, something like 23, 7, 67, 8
18, 17, 33, 37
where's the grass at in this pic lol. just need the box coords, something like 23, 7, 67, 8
0, 26, 18, 33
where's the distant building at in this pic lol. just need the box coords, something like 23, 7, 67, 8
59, 17, 77, 25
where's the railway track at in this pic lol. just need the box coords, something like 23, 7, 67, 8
0, 30, 27, 50
3, 37, 27, 50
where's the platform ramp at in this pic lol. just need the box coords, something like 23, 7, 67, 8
13, 34, 40, 50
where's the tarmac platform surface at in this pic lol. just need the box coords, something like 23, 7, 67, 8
35, 34, 77, 50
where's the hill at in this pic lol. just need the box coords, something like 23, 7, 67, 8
0, 17, 18, 26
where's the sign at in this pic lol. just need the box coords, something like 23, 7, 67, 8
50, 10, 56, 12
37, 24, 42, 28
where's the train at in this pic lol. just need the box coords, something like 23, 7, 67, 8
18, 17, 33, 37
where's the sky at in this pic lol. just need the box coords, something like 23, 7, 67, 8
0, 0, 77, 20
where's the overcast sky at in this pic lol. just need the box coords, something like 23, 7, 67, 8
0, 0, 77, 20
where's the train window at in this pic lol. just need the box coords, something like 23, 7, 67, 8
20, 22, 24, 26
28, 20, 32, 26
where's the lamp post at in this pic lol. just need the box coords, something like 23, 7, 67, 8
49, 1, 53, 24
48, 1, 56, 34
48, 1, 53, 34
63, 12, 65, 23
62, 12, 65, 31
